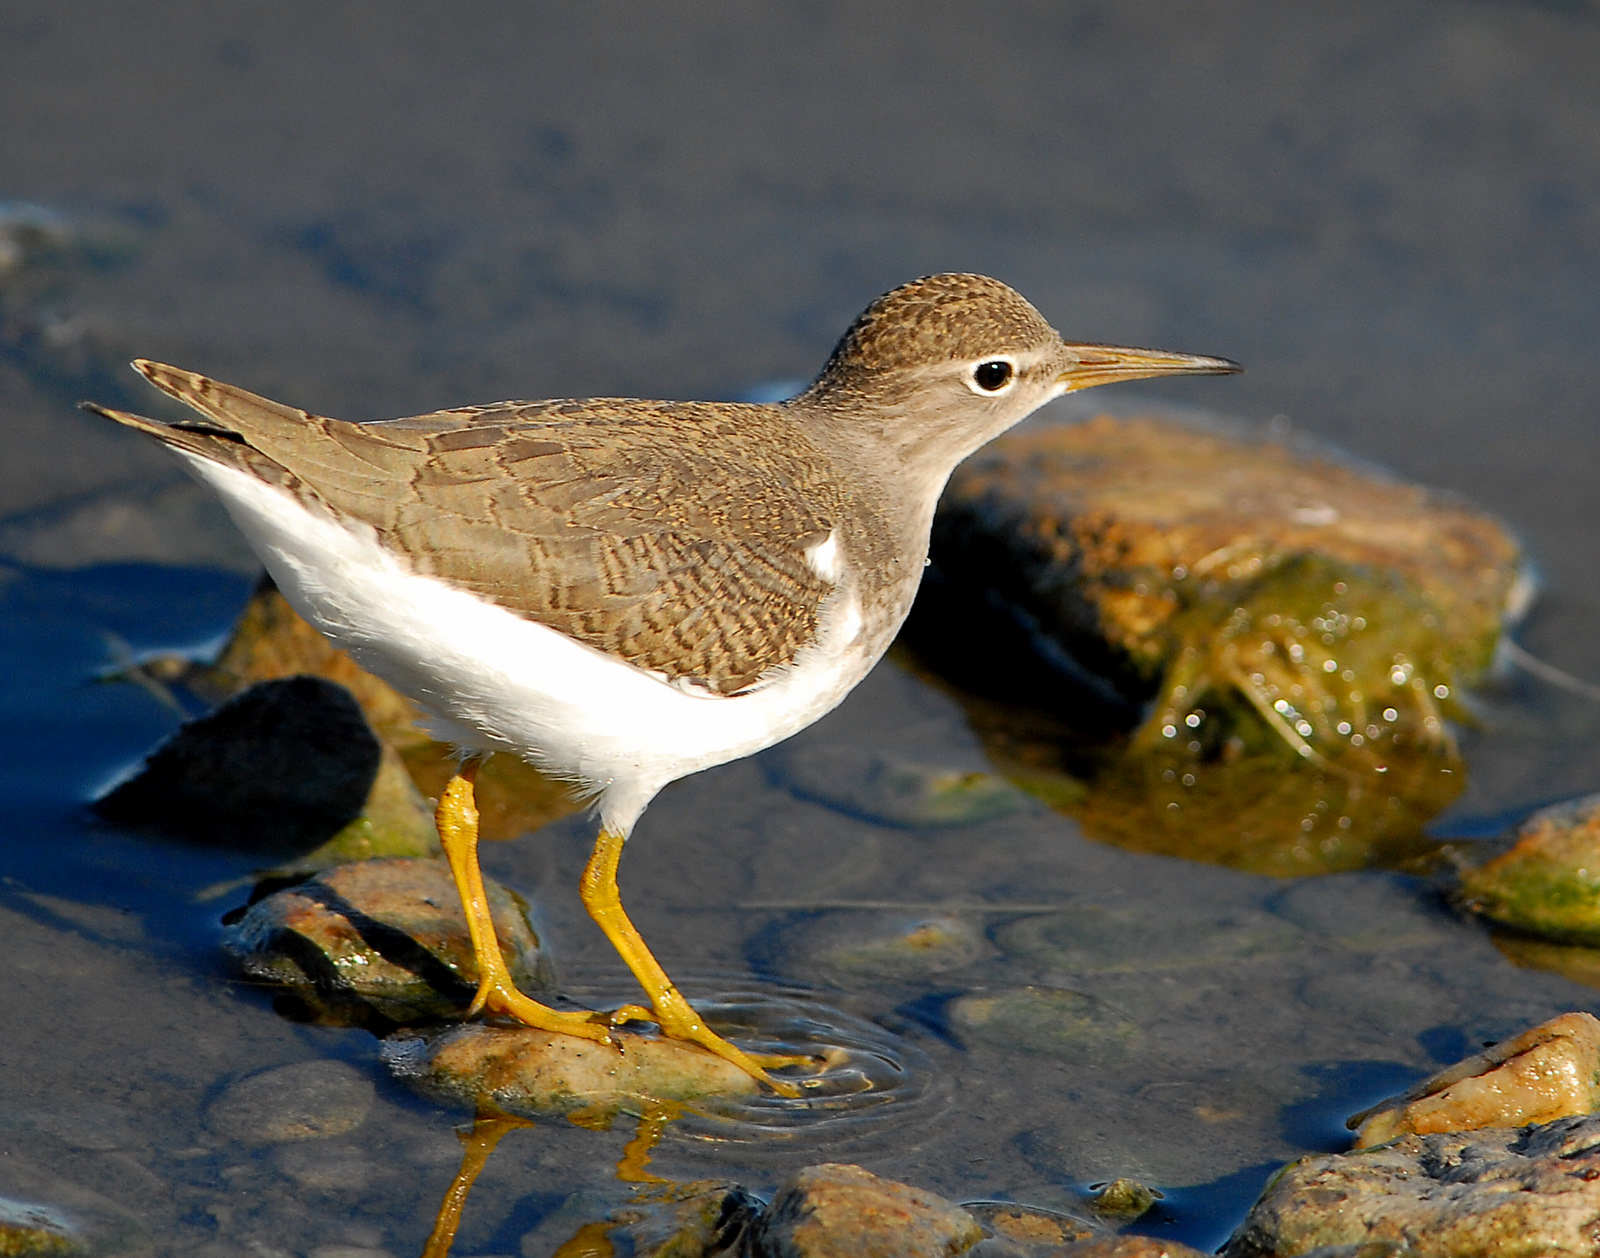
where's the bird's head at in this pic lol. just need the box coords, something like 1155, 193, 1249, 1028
797, 272, 1239, 472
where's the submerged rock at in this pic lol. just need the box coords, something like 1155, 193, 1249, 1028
961, 1199, 1100, 1248
1225, 1111, 1600, 1257
205, 1060, 375, 1145
949, 986, 1139, 1062
221, 858, 551, 1025
1457, 793, 1600, 946
1348, 1012, 1600, 1148
753, 1163, 984, 1258
547, 1181, 762, 1258
919, 413, 1525, 872
0, 1157, 152, 1256
95, 675, 437, 862
768, 741, 1033, 829
381, 1023, 760, 1119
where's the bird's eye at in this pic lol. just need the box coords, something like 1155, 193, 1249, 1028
971, 360, 1015, 392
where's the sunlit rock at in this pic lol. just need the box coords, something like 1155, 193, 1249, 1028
1457, 793, 1600, 945
95, 675, 436, 863
381, 1023, 759, 1119
949, 987, 1138, 1062
1348, 1012, 1600, 1148
205, 1060, 375, 1144
1225, 1111, 1600, 1257
752, 1163, 984, 1258
222, 857, 550, 1025
767, 741, 1033, 829
919, 414, 1525, 873
1089, 1178, 1160, 1223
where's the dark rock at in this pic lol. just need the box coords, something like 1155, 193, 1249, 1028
549, 1181, 761, 1258
753, 1163, 984, 1257
205, 1060, 375, 1144
222, 857, 549, 1025
95, 676, 382, 853
1224, 1111, 1600, 1256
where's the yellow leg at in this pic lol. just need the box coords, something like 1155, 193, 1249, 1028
580, 825, 811, 1097
436, 765, 615, 1044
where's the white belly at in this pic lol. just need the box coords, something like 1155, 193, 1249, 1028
180, 454, 877, 829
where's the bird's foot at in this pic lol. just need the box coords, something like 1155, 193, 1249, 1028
625, 989, 820, 1098
470, 978, 617, 1047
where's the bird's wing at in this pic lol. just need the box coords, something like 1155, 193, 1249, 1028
88, 361, 845, 694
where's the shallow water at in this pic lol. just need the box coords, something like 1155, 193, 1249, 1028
5, 6, 1600, 1256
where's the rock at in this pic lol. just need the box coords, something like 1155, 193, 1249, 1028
753, 1163, 984, 1258
95, 676, 435, 860
381, 1022, 760, 1119
1457, 793, 1600, 945
546, 1182, 762, 1258
770, 912, 992, 985
917, 413, 1525, 872
1055, 1241, 1209, 1258
1348, 1011, 1600, 1148
995, 901, 1302, 975
205, 1060, 376, 1144
768, 742, 1032, 828
949, 988, 1138, 1062
1088, 1179, 1159, 1222
1224, 1111, 1600, 1257
962, 1199, 1100, 1247
221, 857, 550, 1025
1490, 931, 1600, 991
188, 579, 580, 840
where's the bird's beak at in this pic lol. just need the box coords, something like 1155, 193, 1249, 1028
1056, 343, 1241, 393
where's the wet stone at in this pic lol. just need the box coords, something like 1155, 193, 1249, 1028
1088, 1179, 1159, 1222
949, 987, 1138, 1062
221, 857, 550, 1025
767, 741, 1032, 829
918, 413, 1524, 871
995, 901, 1303, 975
769, 912, 993, 985
205, 1060, 375, 1144
1457, 792, 1600, 946
1224, 1111, 1600, 1257
752, 1163, 984, 1258
95, 676, 434, 859
561, 1181, 762, 1258
381, 1023, 759, 1119
1349, 1011, 1600, 1148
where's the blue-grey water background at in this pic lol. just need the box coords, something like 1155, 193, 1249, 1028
4, 5, 1600, 1254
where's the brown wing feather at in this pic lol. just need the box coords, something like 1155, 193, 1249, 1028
95, 362, 843, 694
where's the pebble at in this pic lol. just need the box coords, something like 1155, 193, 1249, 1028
768, 741, 1032, 828
752, 1163, 984, 1258
381, 1022, 759, 1119
1457, 792, 1600, 945
1224, 1111, 1600, 1257
205, 1060, 375, 1144
222, 857, 549, 1025
1348, 1011, 1600, 1148
1088, 1179, 1159, 1222
995, 902, 1301, 975
771, 912, 992, 984
963, 1199, 1100, 1247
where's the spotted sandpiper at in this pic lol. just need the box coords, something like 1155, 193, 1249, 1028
86, 273, 1237, 1093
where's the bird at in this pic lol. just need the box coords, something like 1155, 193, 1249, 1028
85, 273, 1238, 1095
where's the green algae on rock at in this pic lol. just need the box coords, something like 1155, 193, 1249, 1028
382, 1023, 760, 1120
222, 857, 551, 1026
1457, 793, 1600, 946
1347, 1011, 1600, 1149
924, 414, 1524, 874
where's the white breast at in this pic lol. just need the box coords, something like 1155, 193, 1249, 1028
179, 454, 877, 831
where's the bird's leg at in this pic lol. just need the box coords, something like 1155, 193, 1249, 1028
579, 824, 813, 1096
435, 763, 615, 1044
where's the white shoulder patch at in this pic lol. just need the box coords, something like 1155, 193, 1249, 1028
804, 530, 842, 584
